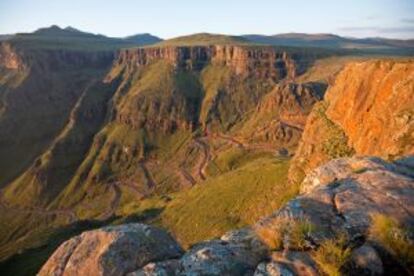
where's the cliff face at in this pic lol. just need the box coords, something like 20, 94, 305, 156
110, 45, 305, 133
325, 60, 414, 156
0, 44, 115, 198
115, 45, 299, 80
106, 45, 321, 136
289, 60, 414, 184
0, 42, 114, 72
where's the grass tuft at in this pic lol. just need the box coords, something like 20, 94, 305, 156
312, 234, 352, 276
256, 217, 315, 251
369, 214, 414, 269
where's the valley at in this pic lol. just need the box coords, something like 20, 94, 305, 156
0, 26, 412, 275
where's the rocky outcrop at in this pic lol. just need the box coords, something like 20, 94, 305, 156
260, 157, 414, 241
38, 224, 183, 276
40, 156, 414, 275
289, 60, 414, 184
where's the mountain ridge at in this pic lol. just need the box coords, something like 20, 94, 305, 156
2, 26, 414, 50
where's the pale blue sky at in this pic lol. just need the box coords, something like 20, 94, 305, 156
1, 0, 413, 39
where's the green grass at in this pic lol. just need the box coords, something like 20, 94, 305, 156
206, 147, 274, 176
159, 157, 294, 247
113, 156, 294, 248
153, 33, 250, 47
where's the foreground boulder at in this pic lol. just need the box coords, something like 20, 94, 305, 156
38, 224, 183, 276
40, 156, 413, 275
257, 156, 414, 246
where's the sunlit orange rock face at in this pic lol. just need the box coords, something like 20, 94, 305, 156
289, 60, 414, 184
326, 60, 414, 156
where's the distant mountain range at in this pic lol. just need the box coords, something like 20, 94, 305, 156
0, 25, 414, 50
1, 26, 413, 50
242, 33, 414, 49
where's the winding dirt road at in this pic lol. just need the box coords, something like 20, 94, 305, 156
194, 138, 212, 180
0, 195, 78, 223
139, 161, 156, 191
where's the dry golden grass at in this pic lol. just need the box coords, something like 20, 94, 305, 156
369, 214, 414, 269
255, 217, 315, 251
312, 234, 351, 276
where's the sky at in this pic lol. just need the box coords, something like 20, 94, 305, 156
1, 0, 413, 39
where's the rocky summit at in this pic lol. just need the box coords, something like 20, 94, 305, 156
40, 156, 414, 275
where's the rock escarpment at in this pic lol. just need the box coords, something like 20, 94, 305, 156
115, 45, 302, 79
109, 45, 318, 133
40, 156, 414, 275
289, 60, 414, 184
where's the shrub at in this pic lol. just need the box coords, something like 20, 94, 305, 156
255, 224, 285, 251
314, 101, 354, 159
256, 217, 315, 251
288, 218, 316, 250
312, 234, 352, 276
369, 214, 414, 269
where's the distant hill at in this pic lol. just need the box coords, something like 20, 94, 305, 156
154, 33, 250, 46
123, 33, 162, 45
6, 25, 161, 51
243, 33, 414, 49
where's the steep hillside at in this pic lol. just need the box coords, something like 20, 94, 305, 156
289, 60, 414, 184
0, 41, 115, 189
50, 44, 331, 212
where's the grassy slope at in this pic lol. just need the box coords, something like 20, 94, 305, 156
161, 157, 294, 247
0, 154, 294, 275
116, 154, 295, 248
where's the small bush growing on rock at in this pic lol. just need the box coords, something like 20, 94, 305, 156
312, 234, 352, 276
288, 219, 316, 250
256, 217, 315, 251
314, 101, 354, 159
369, 214, 414, 269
